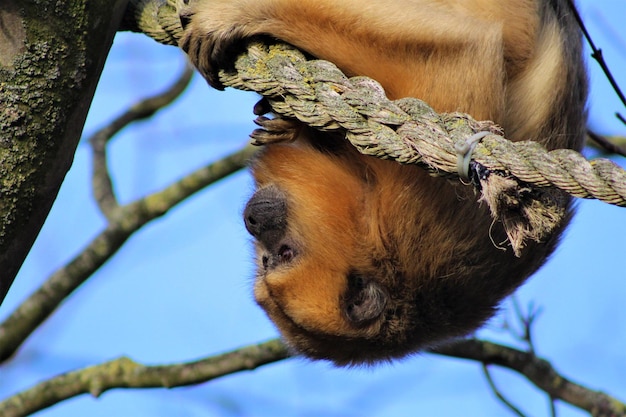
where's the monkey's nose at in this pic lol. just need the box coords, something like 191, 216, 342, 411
243, 186, 288, 249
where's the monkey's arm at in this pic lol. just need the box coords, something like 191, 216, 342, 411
180, 0, 536, 118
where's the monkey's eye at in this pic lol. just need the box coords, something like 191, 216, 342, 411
352, 275, 365, 289
343, 272, 387, 326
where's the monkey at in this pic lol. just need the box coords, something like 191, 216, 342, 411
179, 0, 587, 365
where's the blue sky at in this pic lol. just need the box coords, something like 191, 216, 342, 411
1, 1, 625, 416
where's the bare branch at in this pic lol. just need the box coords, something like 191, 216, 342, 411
566, 0, 626, 125
587, 131, 626, 158
509, 297, 542, 354
1, 337, 623, 417
0, 339, 290, 417
549, 397, 557, 417
430, 339, 626, 417
0, 145, 256, 363
481, 363, 528, 417
89, 62, 195, 219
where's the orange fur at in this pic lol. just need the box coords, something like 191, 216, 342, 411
180, 0, 587, 364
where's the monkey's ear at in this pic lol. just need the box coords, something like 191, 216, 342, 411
343, 273, 387, 326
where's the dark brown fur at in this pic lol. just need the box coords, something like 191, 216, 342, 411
180, 0, 587, 365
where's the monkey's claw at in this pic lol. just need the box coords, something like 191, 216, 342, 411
251, 116, 301, 145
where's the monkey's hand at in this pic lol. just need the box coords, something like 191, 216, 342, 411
251, 116, 302, 146
178, 0, 270, 90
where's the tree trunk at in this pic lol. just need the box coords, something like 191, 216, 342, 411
0, 0, 129, 304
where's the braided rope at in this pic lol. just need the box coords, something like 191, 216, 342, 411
225, 44, 626, 205
123, 0, 626, 208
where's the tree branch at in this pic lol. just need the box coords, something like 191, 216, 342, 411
430, 340, 626, 417
0, 339, 290, 417
481, 363, 528, 417
0, 144, 256, 363
1, 338, 624, 417
587, 131, 626, 158
90, 61, 195, 220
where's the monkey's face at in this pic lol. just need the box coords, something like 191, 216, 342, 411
244, 134, 551, 365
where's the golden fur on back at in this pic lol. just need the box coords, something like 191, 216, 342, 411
180, 0, 587, 364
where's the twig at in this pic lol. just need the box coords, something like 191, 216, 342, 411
89, 61, 194, 219
549, 396, 557, 417
482, 363, 528, 417
567, 0, 626, 125
587, 130, 626, 158
510, 297, 542, 354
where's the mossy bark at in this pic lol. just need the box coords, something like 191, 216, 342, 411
0, 0, 129, 303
